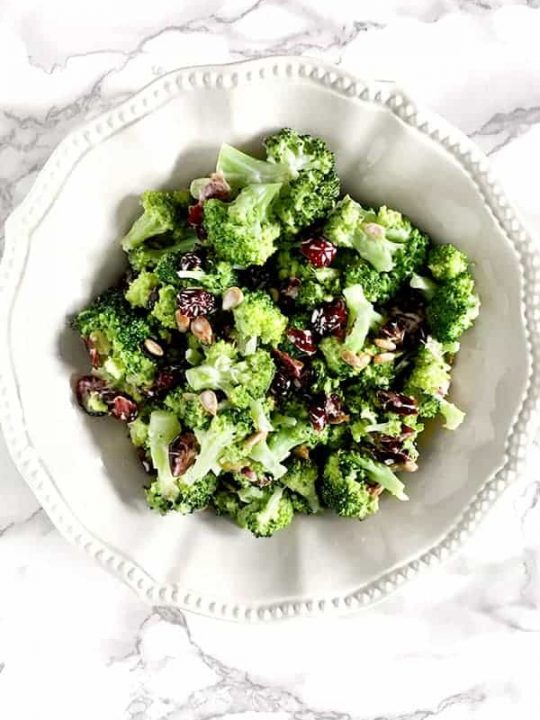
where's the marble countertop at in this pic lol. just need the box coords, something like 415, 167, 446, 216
2, 1, 540, 718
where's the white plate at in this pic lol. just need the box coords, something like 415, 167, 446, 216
1, 57, 539, 622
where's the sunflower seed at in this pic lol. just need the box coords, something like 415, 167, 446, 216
191, 316, 214, 345
222, 286, 244, 311
143, 338, 165, 357
374, 337, 397, 351
374, 352, 395, 364
341, 349, 372, 371
175, 310, 191, 333
199, 390, 218, 416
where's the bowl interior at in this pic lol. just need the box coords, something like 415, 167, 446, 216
8, 75, 528, 605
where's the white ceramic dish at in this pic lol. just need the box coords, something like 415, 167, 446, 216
1, 57, 539, 622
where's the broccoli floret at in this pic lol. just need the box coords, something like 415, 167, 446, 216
144, 410, 218, 515
353, 454, 408, 499
203, 184, 282, 267
156, 250, 237, 295
127, 234, 197, 272
125, 271, 159, 308
320, 451, 380, 519
74, 288, 157, 393
215, 143, 292, 187
322, 450, 407, 519
185, 342, 275, 408
403, 337, 464, 425
128, 416, 149, 448
439, 399, 465, 430
150, 285, 177, 330
212, 487, 243, 518
121, 190, 191, 251
272, 170, 340, 238
236, 485, 294, 538
275, 249, 341, 308
265, 129, 340, 236
326, 197, 414, 272
281, 459, 320, 513
233, 290, 287, 347
342, 284, 382, 353
249, 414, 327, 479
178, 261, 238, 295
264, 127, 336, 176
427, 272, 480, 342
410, 273, 437, 299
163, 388, 212, 430
341, 225, 430, 304
428, 244, 469, 281
249, 397, 275, 432
310, 357, 342, 395
320, 337, 360, 380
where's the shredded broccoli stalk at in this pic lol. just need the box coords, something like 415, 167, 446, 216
354, 455, 408, 501
342, 284, 383, 353
148, 411, 181, 500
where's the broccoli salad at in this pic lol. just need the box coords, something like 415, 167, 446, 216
72, 128, 480, 537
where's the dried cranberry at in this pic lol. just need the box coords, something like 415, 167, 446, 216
110, 395, 138, 422
325, 394, 349, 424
377, 390, 418, 416
300, 237, 337, 268
147, 367, 183, 397
282, 277, 301, 299
286, 328, 317, 356
378, 318, 406, 347
179, 252, 203, 271
308, 401, 328, 432
83, 338, 101, 369
372, 445, 412, 467
270, 371, 292, 399
198, 173, 231, 202
75, 375, 112, 416
311, 299, 348, 337
187, 202, 204, 228
273, 349, 304, 379
177, 288, 216, 318
169, 432, 199, 477
241, 467, 258, 483
241, 467, 273, 487
308, 394, 348, 431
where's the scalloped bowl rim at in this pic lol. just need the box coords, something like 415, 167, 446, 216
1, 56, 540, 622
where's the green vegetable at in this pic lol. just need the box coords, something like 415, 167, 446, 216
320, 451, 380, 520
427, 272, 480, 342
151, 285, 178, 330
342, 284, 382, 353
185, 342, 275, 409
428, 244, 469, 281
145, 410, 218, 515
325, 196, 409, 272
125, 271, 159, 308
121, 190, 191, 251
233, 290, 287, 348
281, 459, 320, 514
204, 184, 282, 267
74, 288, 157, 393
237, 485, 294, 538
276, 248, 341, 308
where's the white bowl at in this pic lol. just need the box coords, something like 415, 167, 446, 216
1, 57, 539, 622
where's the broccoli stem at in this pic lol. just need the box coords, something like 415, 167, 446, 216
216, 144, 292, 186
